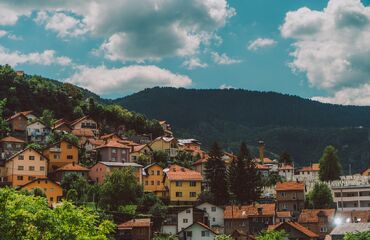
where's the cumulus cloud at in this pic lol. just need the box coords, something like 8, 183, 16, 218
0, 0, 235, 61
182, 58, 208, 70
34, 11, 88, 38
247, 38, 277, 51
0, 46, 72, 67
281, 0, 370, 105
66, 65, 192, 96
0, 30, 7, 38
211, 52, 241, 65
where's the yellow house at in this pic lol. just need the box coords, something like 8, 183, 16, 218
149, 136, 178, 158
43, 140, 79, 172
20, 178, 63, 207
164, 164, 202, 204
0, 147, 48, 187
130, 144, 153, 162
143, 163, 166, 198
361, 167, 370, 176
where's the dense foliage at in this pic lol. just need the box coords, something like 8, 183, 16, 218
117, 87, 370, 172
307, 182, 335, 209
319, 145, 342, 181
345, 230, 370, 240
256, 230, 288, 240
0, 65, 163, 137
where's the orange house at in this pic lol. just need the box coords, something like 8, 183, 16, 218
89, 161, 143, 184
142, 163, 166, 198
0, 147, 48, 187
43, 140, 79, 172
20, 178, 63, 207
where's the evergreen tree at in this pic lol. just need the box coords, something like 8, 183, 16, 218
205, 142, 229, 205
319, 145, 341, 181
308, 182, 334, 209
279, 151, 292, 165
244, 143, 262, 204
0, 99, 9, 138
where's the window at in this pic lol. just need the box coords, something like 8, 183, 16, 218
201, 231, 210, 237
213, 217, 216, 222
28, 176, 35, 181
157, 170, 160, 175
17, 176, 23, 180
176, 192, 182, 197
151, 170, 154, 175
40, 156, 44, 161
186, 209, 191, 213
185, 231, 192, 237
176, 181, 182, 187
293, 193, 297, 200
18, 166, 24, 170
29, 166, 35, 171
280, 192, 286, 197
211, 206, 216, 212
18, 155, 24, 160
50, 197, 54, 202
16, 144, 21, 148
320, 227, 328, 233
6, 143, 12, 148
157, 181, 160, 185
190, 192, 196, 197
189, 181, 196, 187
67, 155, 73, 160
67, 144, 72, 149
145, 181, 148, 185
54, 154, 60, 159
151, 181, 154, 185
29, 156, 35, 160
183, 218, 188, 223
40, 166, 45, 171
111, 157, 116, 161
121, 149, 126, 154
112, 149, 116, 153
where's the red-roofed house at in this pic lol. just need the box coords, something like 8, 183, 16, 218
116, 218, 152, 240
298, 209, 336, 239
53, 162, 90, 182
6, 112, 28, 141
96, 140, 131, 163
89, 162, 143, 184
276, 181, 305, 219
70, 116, 99, 135
0, 136, 25, 161
268, 221, 318, 240
178, 222, 218, 240
298, 163, 320, 179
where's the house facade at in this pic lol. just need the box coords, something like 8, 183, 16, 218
196, 202, 224, 229
27, 121, 49, 142
6, 112, 28, 141
89, 162, 143, 184
95, 141, 130, 163
43, 140, 79, 172
177, 222, 218, 240
130, 144, 152, 162
332, 185, 370, 211
116, 218, 152, 240
150, 137, 178, 158
53, 162, 89, 182
0, 136, 25, 161
268, 221, 318, 240
70, 116, 99, 135
298, 209, 335, 239
142, 163, 166, 198
276, 181, 305, 219
20, 178, 63, 207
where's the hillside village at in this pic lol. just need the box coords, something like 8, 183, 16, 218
1, 105, 370, 240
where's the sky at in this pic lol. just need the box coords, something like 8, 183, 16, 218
1, 0, 370, 105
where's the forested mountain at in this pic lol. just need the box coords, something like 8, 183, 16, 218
116, 87, 370, 173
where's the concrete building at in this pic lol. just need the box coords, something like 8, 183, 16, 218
332, 185, 370, 211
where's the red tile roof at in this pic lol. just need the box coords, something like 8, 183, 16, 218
279, 164, 294, 170
192, 156, 209, 166
276, 181, 304, 191
298, 209, 335, 224
224, 203, 276, 219
254, 158, 276, 164
6, 112, 28, 121
88, 139, 105, 147
55, 163, 89, 172
132, 144, 150, 152
268, 222, 318, 238
95, 140, 131, 149
70, 116, 88, 126
0, 136, 25, 143
256, 164, 270, 170
117, 218, 151, 229
299, 163, 320, 172
72, 129, 95, 138
277, 211, 292, 218
165, 164, 202, 181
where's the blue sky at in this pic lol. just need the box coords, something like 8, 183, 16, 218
1, 0, 370, 105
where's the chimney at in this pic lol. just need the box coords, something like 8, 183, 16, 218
258, 141, 265, 164
257, 207, 263, 215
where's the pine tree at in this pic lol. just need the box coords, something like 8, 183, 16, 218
244, 143, 262, 204
319, 145, 341, 181
279, 151, 292, 165
205, 142, 229, 205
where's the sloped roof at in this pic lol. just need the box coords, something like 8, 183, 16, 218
192, 156, 209, 166
100, 133, 121, 140
164, 164, 202, 181
298, 209, 335, 224
279, 164, 294, 170
224, 203, 276, 219
98, 162, 143, 168
254, 158, 276, 164
256, 164, 270, 170
152, 136, 176, 143
132, 144, 151, 153
276, 181, 304, 191
277, 211, 292, 218
70, 116, 88, 126
299, 163, 320, 172
6, 112, 28, 121
95, 140, 131, 149
330, 223, 370, 236
268, 222, 318, 238
72, 129, 95, 138
20, 177, 61, 188
117, 218, 151, 230
6, 147, 49, 162
88, 139, 105, 147
55, 163, 89, 172
178, 222, 218, 235
0, 136, 25, 143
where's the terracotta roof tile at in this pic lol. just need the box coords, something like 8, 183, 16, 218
224, 203, 276, 219
55, 163, 89, 172
256, 164, 270, 170
279, 164, 294, 170
117, 218, 151, 229
6, 112, 28, 121
72, 129, 95, 138
299, 163, 320, 172
335, 210, 370, 223
298, 209, 335, 224
276, 181, 304, 191
70, 116, 88, 126
0, 136, 25, 143
192, 156, 209, 166
268, 222, 318, 238
95, 140, 131, 149
254, 158, 276, 164
277, 211, 292, 218
165, 164, 202, 181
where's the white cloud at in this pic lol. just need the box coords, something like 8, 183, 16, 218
211, 52, 241, 65
219, 84, 234, 89
0, 46, 72, 67
0, 30, 7, 38
0, 4, 29, 26
182, 58, 208, 70
247, 38, 277, 51
66, 65, 192, 96
281, 0, 370, 105
7, 34, 22, 41
34, 11, 87, 38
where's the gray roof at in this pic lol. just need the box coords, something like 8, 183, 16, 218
330, 223, 370, 236
100, 162, 143, 168
332, 184, 370, 190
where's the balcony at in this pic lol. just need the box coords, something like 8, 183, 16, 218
169, 148, 178, 157
49, 147, 61, 152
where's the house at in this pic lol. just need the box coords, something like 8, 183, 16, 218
276, 211, 293, 223
130, 144, 153, 162
361, 167, 370, 176
95, 140, 131, 163
177, 207, 207, 232
196, 202, 224, 229
53, 162, 89, 182
43, 140, 79, 172
142, 163, 166, 198
231, 230, 256, 240
159, 120, 173, 137
150, 136, 178, 158
71, 129, 96, 142
256, 164, 270, 177
330, 223, 370, 240
332, 184, 370, 211
192, 156, 209, 177
116, 218, 152, 240
27, 120, 50, 142
177, 222, 218, 240
0, 136, 25, 161
334, 210, 370, 223
0, 147, 48, 187
6, 112, 28, 141
20, 110, 37, 122
178, 139, 205, 157
81, 138, 105, 161
278, 164, 294, 181
100, 133, 123, 142
298, 209, 336, 239
268, 221, 318, 240
224, 203, 276, 235
20, 178, 63, 207
52, 119, 72, 133
89, 161, 143, 184
163, 165, 202, 204
276, 181, 305, 219
298, 163, 320, 179
70, 116, 99, 135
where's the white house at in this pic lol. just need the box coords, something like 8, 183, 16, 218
196, 202, 224, 228
27, 121, 49, 142
177, 222, 218, 240
177, 207, 207, 232
278, 164, 294, 181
